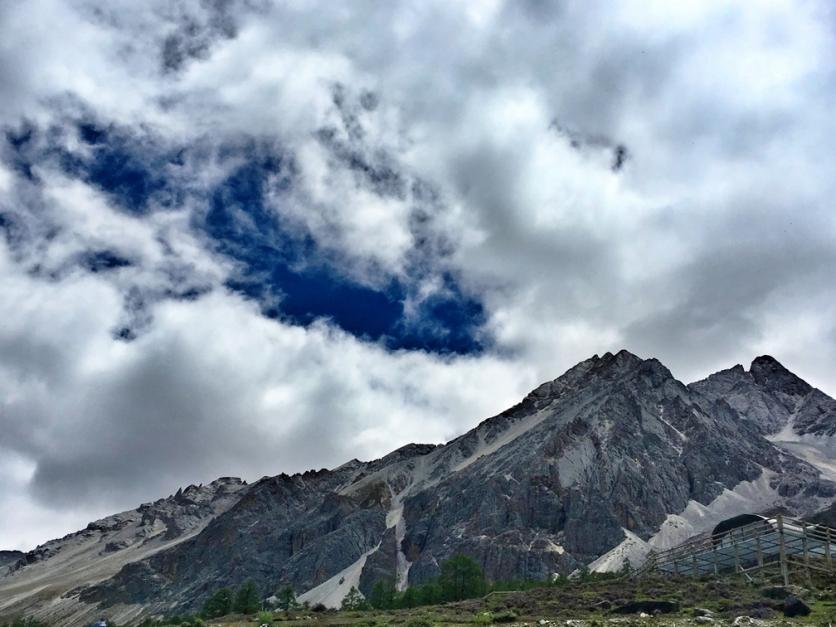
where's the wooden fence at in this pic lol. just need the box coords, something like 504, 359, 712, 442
634, 515, 834, 584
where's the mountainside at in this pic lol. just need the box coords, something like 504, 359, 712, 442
0, 478, 247, 624
2, 351, 834, 625
692, 355, 836, 482
0, 552, 23, 570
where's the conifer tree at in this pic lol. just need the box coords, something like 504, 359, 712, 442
233, 579, 261, 614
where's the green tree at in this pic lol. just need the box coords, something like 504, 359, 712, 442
275, 584, 298, 611
439, 554, 485, 601
398, 585, 418, 609
233, 579, 261, 614
415, 580, 442, 606
202, 587, 233, 618
619, 558, 632, 576
368, 577, 396, 609
341, 586, 368, 610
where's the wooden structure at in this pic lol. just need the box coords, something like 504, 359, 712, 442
635, 515, 835, 584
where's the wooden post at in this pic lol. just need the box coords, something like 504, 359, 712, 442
692, 552, 699, 577
777, 515, 789, 586
802, 522, 811, 583
733, 533, 741, 573
826, 526, 833, 573
755, 536, 764, 582
673, 558, 679, 576
712, 545, 719, 576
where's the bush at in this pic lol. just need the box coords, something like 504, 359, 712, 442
493, 610, 518, 623
256, 610, 273, 623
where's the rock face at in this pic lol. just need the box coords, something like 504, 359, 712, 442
691, 356, 836, 438
0, 551, 24, 571
691, 356, 836, 482
0, 477, 247, 624
2, 351, 835, 625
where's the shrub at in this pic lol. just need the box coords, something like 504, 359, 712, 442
256, 610, 274, 623
493, 610, 518, 623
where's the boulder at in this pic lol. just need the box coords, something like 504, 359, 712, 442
783, 595, 811, 617
612, 600, 679, 614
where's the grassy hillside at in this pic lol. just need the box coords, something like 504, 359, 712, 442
137, 572, 835, 626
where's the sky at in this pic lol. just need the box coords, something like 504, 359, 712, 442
1, 0, 835, 551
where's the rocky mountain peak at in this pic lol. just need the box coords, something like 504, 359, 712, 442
598, 348, 643, 369
750, 355, 812, 396
691, 354, 833, 440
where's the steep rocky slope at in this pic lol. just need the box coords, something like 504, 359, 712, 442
692, 355, 836, 481
0, 551, 23, 571
2, 351, 834, 625
0, 477, 247, 625
691, 355, 836, 438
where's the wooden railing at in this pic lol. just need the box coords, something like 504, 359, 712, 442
634, 515, 834, 585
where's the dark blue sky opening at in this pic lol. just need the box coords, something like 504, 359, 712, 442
4, 117, 487, 354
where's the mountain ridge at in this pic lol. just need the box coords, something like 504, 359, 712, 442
2, 350, 834, 625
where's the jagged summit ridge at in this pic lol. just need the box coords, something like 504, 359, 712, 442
2, 350, 835, 625
690, 355, 835, 438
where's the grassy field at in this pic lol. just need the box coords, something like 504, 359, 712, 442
195, 572, 836, 627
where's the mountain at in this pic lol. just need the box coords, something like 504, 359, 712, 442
0, 552, 23, 570
1, 351, 834, 625
0, 478, 246, 624
691, 355, 836, 481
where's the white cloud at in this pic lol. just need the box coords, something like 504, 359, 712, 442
1, 0, 835, 549
0, 235, 534, 549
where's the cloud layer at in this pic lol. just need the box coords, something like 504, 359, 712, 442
1, 0, 835, 549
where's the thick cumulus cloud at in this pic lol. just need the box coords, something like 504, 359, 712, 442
1, 0, 835, 548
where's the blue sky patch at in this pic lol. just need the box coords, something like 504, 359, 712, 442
70, 121, 180, 215
202, 147, 485, 353
3, 116, 487, 355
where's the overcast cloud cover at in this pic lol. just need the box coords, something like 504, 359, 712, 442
1, 0, 835, 550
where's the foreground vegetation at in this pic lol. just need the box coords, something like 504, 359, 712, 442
2, 561, 833, 626
147, 570, 836, 626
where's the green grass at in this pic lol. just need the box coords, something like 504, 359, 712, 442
9, 572, 830, 627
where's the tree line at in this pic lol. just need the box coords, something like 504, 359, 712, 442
342, 554, 622, 611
